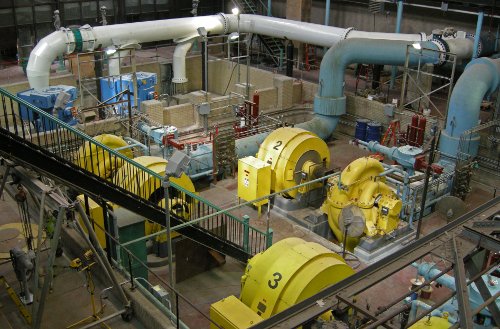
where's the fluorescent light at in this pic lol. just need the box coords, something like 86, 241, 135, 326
412, 42, 422, 50
228, 32, 239, 40
232, 7, 239, 15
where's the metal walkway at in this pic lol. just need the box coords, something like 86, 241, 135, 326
0, 86, 271, 262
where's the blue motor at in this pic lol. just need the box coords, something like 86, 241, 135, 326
17, 85, 78, 131
99, 71, 157, 114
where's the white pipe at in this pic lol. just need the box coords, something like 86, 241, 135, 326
27, 14, 428, 90
108, 50, 121, 76
172, 40, 194, 84
226, 14, 425, 47
445, 38, 475, 60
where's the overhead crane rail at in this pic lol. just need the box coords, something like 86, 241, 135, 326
0, 86, 270, 262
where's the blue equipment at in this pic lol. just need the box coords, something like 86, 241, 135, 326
354, 118, 369, 141
17, 85, 78, 131
366, 121, 382, 142
99, 72, 157, 113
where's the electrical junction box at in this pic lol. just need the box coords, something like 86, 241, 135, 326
238, 156, 271, 209
197, 102, 211, 115
384, 103, 396, 117
210, 295, 263, 329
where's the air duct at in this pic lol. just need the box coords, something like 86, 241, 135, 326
438, 57, 500, 160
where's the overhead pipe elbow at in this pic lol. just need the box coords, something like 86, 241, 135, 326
439, 57, 500, 159
26, 31, 69, 90
314, 39, 442, 117
172, 40, 195, 84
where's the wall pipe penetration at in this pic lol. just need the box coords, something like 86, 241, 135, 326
438, 57, 500, 160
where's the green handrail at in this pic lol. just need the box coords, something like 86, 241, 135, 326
0, 87, 269, 238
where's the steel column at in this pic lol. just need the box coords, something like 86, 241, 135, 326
473, 11, 484, 58
390, 0, 404, 89
452, 236, 473, 328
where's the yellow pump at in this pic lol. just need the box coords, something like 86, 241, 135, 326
114, 156, 196, 241
76, 134, 134, 179
256, 127, 330, 198
321, 157, 402, 249
210, 238, 354, 328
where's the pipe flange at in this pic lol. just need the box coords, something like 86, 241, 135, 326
218, 13, 229, 34
341, 27, 355, 40
466, 33, 482, 57
419, 32, 427, 42
172, 77, 188, 83
431, 38, 448, 66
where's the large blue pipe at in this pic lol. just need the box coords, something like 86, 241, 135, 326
438, 58, 500, 160
189, 39, 444, 178
314, 38, 441, 118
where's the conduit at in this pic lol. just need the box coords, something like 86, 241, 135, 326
438, 57, 500, 160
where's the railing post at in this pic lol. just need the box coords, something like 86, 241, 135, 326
242, 215, 250, 253
266, 228, 274, 249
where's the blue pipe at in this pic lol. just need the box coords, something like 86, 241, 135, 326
438, 58, 500, 160
390, 0, 404, 89
314, 39, 441, 118
184, 39, 441, 179
267, 0, 271, 16
473, 11, 484, 59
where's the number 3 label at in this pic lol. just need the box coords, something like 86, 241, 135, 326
268, 272, 282, 289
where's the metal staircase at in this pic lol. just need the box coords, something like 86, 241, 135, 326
0, 87, 271, 262
232, 0, 284, 67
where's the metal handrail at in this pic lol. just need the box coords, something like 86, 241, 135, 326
0, 86, 270, 254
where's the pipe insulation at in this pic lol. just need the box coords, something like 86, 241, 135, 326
27, 14, 427, 90
438, 57, 500, 160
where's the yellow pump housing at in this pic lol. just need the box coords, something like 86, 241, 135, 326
114, 156, 196, 241
210, 238, 354, 328
256, 127, 330, 198
321, 157, 402, 249
77, 134, 133, 179
409, 316, 450, 328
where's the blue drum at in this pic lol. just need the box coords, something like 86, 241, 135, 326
366, 121, 382, 142
355, 118, 370, 141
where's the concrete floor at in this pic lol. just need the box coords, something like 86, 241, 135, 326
0, 189, 146, 329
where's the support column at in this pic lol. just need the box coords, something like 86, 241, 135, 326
324, 0, 331, 26
267, 0, 272, 16
473, 11, 484, 58
390, 0, 404, 89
